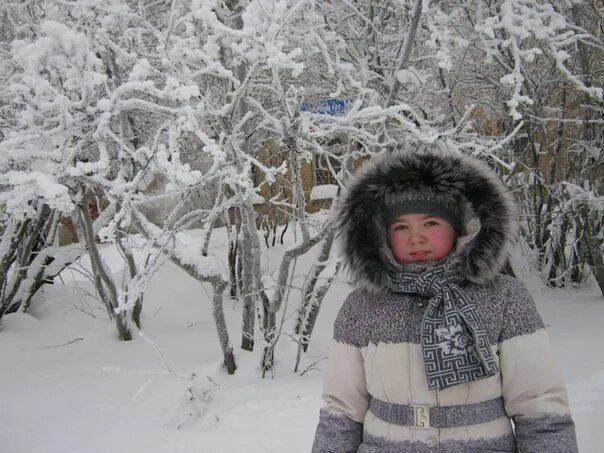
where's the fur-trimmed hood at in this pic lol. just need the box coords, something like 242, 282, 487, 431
337, 145, 518, 294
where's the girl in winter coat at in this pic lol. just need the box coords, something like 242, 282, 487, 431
312, 145, 578, 452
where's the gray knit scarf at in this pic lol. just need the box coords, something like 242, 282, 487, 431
390, 260, 499, 390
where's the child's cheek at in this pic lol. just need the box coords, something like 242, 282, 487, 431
388, 234, 407, 259
430, 231, 456, 259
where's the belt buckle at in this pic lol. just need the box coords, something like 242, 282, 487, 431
412, 404, 431, 428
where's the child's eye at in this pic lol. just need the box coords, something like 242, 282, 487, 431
425, 221, 439, 227
393, 224, 408, 231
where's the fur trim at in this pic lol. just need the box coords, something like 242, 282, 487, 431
337, 146, 518, 294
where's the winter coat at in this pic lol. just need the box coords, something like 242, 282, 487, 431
311, 147, 577, 453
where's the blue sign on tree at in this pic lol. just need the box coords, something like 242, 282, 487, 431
301, 98, 351, 116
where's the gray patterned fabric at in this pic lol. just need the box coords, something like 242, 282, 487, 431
311, 408, 363, 453
332, 275, 546, 347
369, 396, 506, 428
390, 262, 498, 390
513, 413, 578, 453
359, 431, 518, 453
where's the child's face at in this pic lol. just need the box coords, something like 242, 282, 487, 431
387, 213, 457, 263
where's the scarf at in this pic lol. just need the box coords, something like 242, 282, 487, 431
390, 260, 499, 390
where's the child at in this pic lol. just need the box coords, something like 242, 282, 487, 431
312, 145, 577, 452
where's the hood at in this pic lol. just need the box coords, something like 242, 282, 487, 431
336, 145, 518, 294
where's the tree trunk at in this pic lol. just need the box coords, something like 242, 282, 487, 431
211, 277, 237, 374
261, 291, 276, 378
224, 211, 239, 299
2, 205, 51, 313
295, 228, 336, 346
583, 207, 604, 297
116, 230, 143, 329
239, 208, 256, 352
0, 218, 32, 318
19, 209, 61, 313
384, 0, 423, 107
201, 185, 225, 257
76, 188, 131, 340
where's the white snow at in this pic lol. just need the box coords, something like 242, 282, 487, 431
0, 228, 602, 453
395, 69, 419, 85
0, 170, 75, 216
310, 184, 338, 201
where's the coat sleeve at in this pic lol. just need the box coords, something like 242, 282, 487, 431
497, 277, 578, 453
312, 291, 370, 453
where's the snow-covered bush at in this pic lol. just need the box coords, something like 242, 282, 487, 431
1, 0, 601, 374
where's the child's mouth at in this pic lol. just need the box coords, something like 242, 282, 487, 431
410, 251, 430, 259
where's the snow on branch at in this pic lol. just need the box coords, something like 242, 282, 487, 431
475, 0, 603, 119
0, 171, 74, 218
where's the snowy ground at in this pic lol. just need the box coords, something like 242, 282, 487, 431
1, 228, 602, 453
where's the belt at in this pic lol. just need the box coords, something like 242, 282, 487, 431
369, 396, 506, 429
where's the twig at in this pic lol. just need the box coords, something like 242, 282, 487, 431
22, 337, 84, 351
299, 356, 327, 376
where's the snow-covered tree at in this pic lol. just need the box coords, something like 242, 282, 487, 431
461, 0, 604, 290
1, 0, 601, 375
0, 0, 239, 356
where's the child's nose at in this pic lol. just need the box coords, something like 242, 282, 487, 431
408, 229, 425, 243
